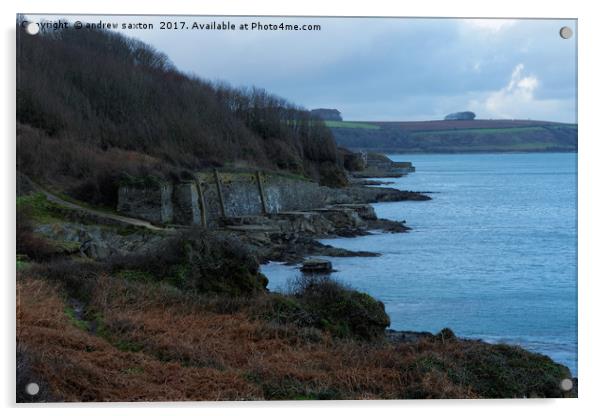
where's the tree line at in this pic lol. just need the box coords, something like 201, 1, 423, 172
17, 24, 345, 206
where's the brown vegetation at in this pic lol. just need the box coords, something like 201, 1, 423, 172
16, 267, 572, 401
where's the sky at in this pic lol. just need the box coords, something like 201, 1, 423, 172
27, 15, 578, 123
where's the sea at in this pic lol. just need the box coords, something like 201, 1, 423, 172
261, 152, 578, 375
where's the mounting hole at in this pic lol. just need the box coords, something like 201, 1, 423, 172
25, 22, 39, 35
560, 378, 573, 392
559, 26, 573, 39
25, 382, 40, 396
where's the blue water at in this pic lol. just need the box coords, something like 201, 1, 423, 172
261, 153, 577, 375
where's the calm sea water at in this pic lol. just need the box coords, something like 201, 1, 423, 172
261, 153, 577, 375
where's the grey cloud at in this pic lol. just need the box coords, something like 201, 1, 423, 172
26, 15, 577, 122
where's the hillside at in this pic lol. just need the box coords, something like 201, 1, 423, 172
16, 26, 346, 208
327, 119, 577, 153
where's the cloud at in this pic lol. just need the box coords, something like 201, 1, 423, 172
489, 64, 539, 111
468, 64, 574, 122
25, 15, 576, 122
463, 19, 517, 33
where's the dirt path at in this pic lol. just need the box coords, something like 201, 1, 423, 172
37, 188, 168, 232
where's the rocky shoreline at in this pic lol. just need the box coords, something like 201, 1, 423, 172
225, 200, 416, 265
221, 185, 428, 264
29, 183, 430, 266
17, 177, 577, 400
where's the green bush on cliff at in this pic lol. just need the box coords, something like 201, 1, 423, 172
110, 228, 268, 296
289, 275, 390, 340
445, 341, 573, 398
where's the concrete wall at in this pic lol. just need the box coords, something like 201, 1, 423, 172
117, 172, 344, 226
117, 182, 173, 224
173, 182, 202, 225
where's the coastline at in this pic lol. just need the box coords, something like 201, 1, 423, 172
262, 152, 577, 378
16, 155, 577, 400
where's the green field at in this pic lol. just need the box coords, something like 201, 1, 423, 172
410, 126, 548, 136
327, 119, 577, 153
324, 121, 381, 130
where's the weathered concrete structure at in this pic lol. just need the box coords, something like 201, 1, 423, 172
117, 172, 340, 226
172, 182, 202, 225
117, 182, 173, 224
116, 170, 426, 227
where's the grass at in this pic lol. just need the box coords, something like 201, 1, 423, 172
16, 255, 30, 271
64, 305, 89, 332
17, 193, 65, 224
16, 271, 574, 401
17, 191, 118, 227
410, 143, 569, 152
324, 121, 381, 130
549, 124, 578, 130
411, 126, 548, 136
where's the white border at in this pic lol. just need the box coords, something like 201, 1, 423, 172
2, 1, 600, 415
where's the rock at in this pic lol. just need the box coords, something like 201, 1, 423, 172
351, 179, 394, 186
339, 148, 366, 171
271, 211, 335, 235
225, 224, 280, 233
301, 258, 333, 274
310, 207, 365, 231
386, 329, 435, 343
34, 222, 163, 260
80, 239, 112, 259
331, 204, 377, 220
220, 215, 272, 227
346, 186, 431, 203
366, 218, 410, 233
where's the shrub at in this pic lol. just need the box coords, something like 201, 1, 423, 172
16, 197, 69, 261
444, 341, 573, 398
250, 293, 318, 328
24, 259, 107, 302
290, 275, 390, 340
109, 228, 268, 296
